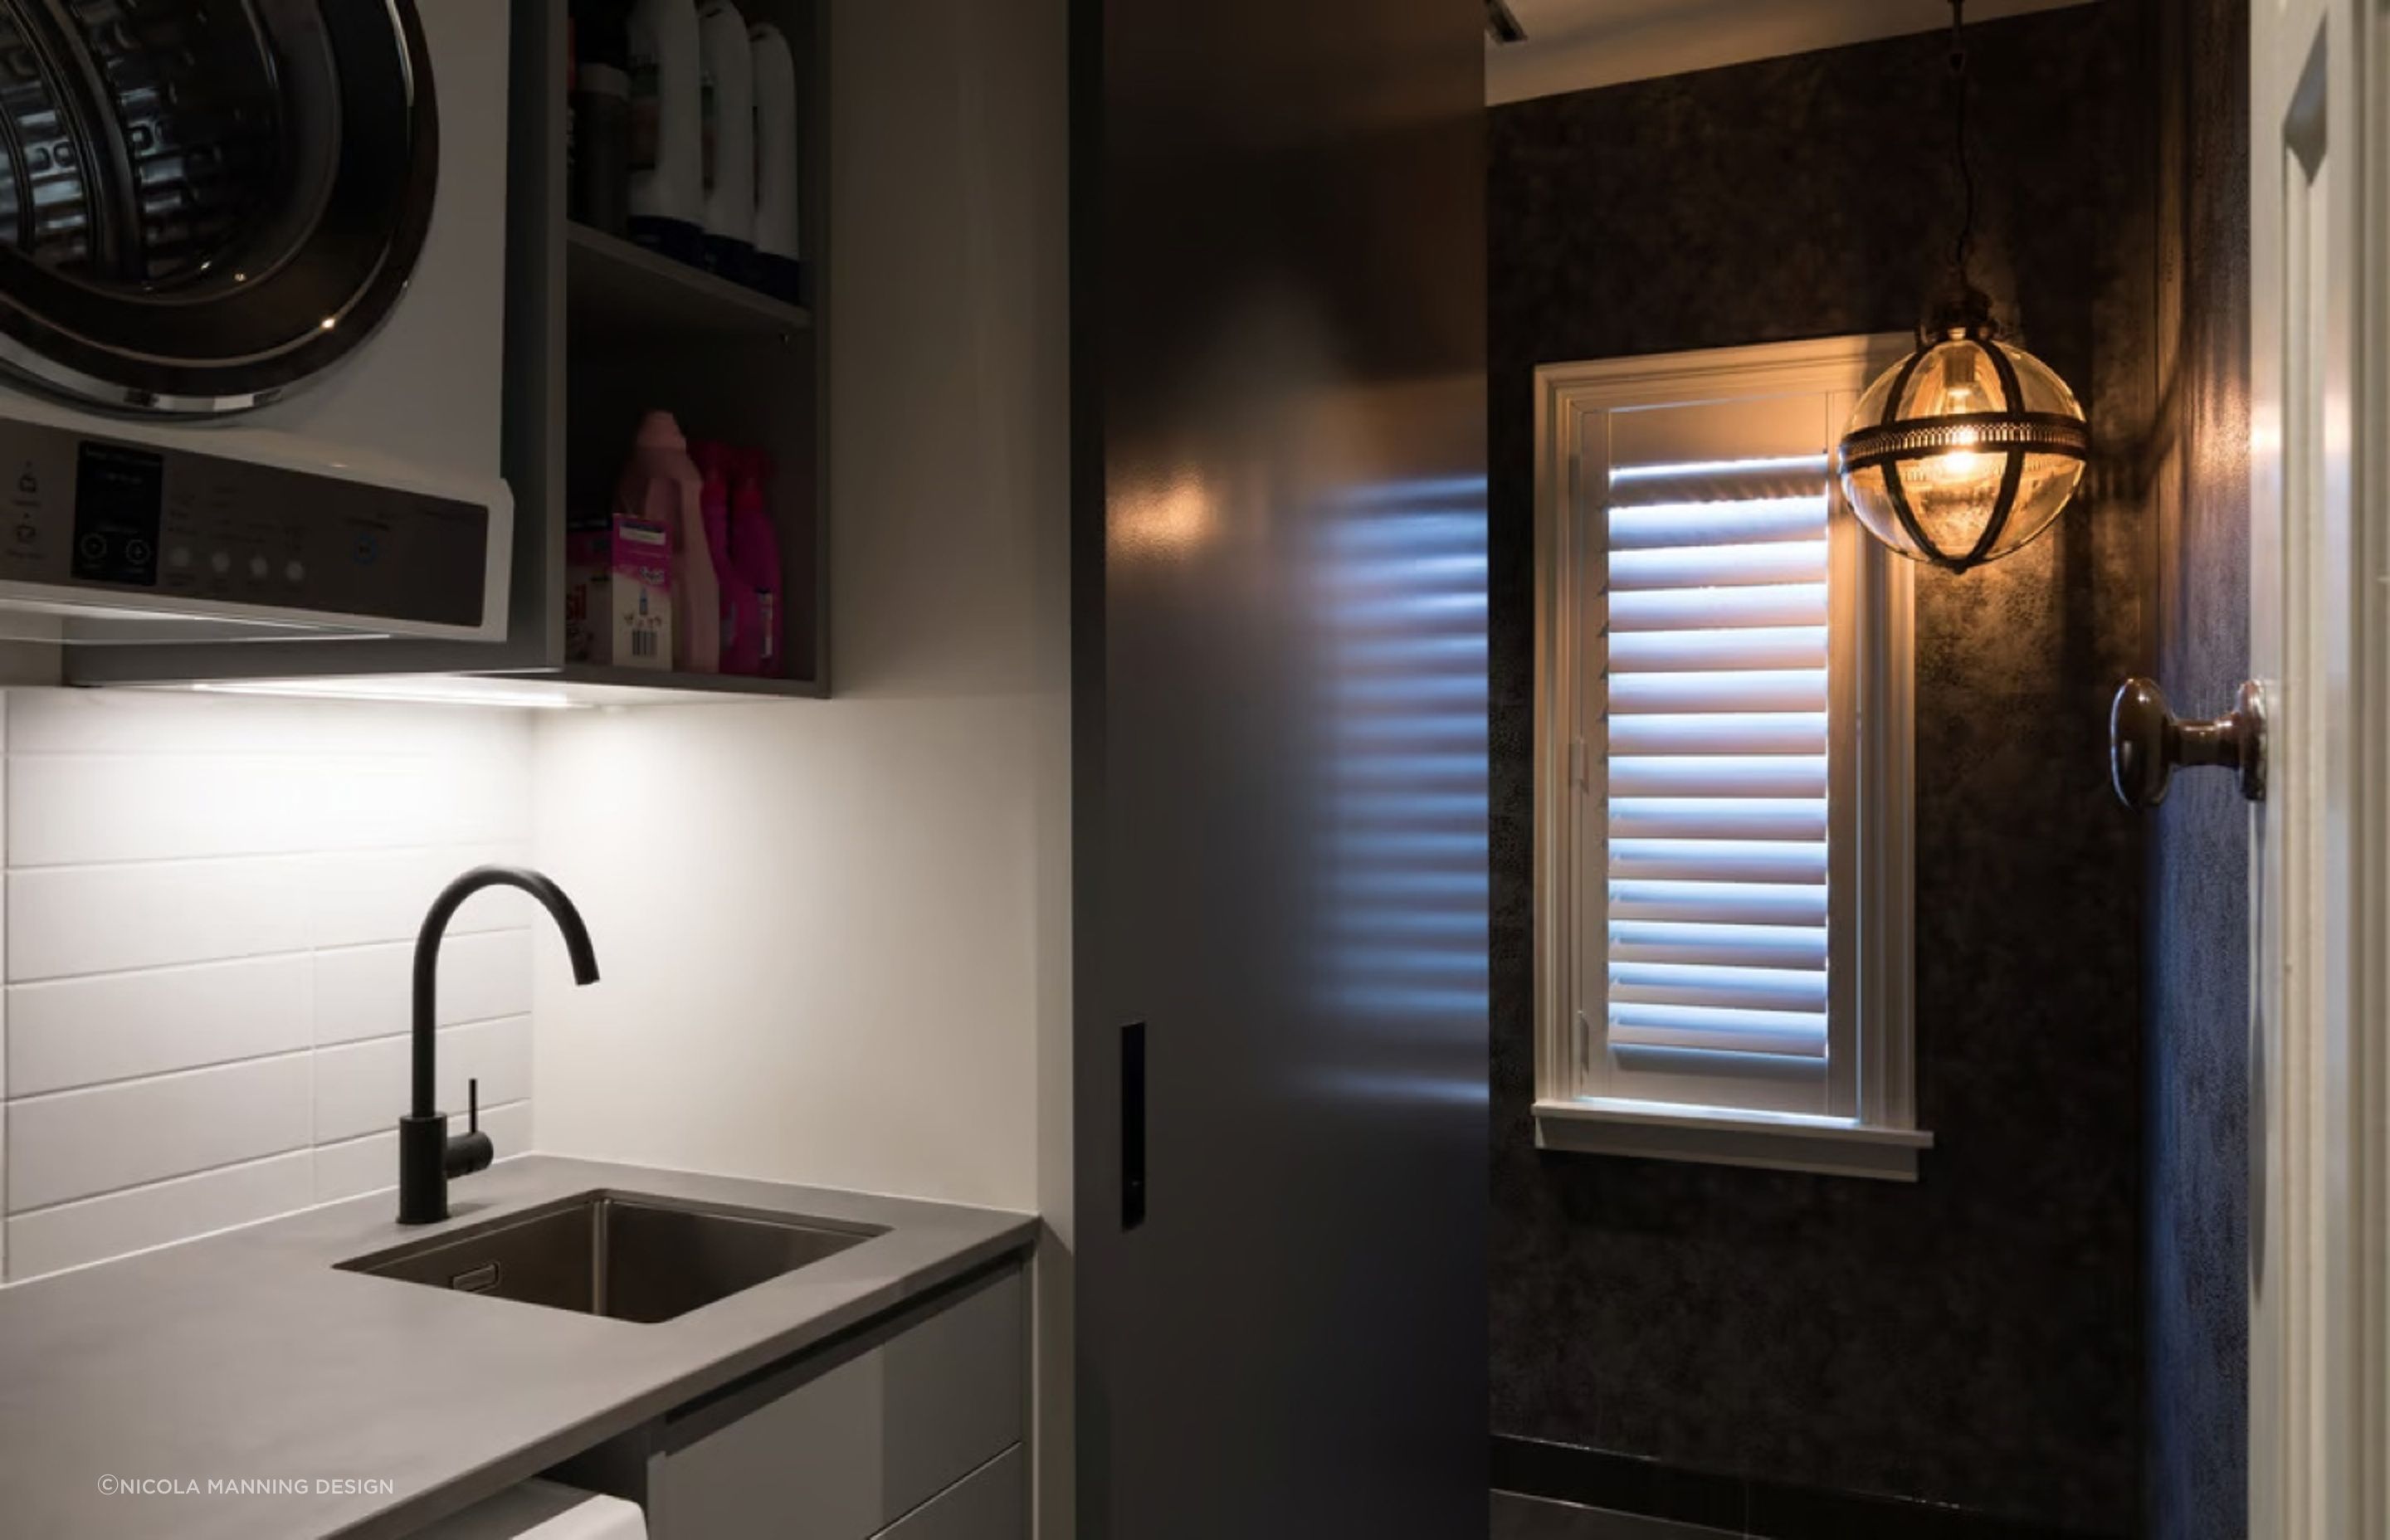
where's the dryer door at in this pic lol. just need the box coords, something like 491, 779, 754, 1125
0, 0, 438, 415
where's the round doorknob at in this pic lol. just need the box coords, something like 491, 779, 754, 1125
2110, 677, 2267, 809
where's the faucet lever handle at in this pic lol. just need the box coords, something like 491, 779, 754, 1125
441, 1079, 495, 1186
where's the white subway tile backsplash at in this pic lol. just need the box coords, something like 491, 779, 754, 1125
308, 944, 405, 1047
10, 753, 531, 868
312, 1033, 406, 1143
433, 930, 537, 1027
313, 930, 531, 1046
7, 955, 311, 1096
7, 754, 324, 866
305, 845, 534, 948
3, 1151, 313, 1281
310, 756, 516, 854
312, 1016, 533, 1144
0, 690, 539, 1281
7, 1053, 312, 1211
7, 858, 309, 982
309, 1131, 391, 1207
7, 690, 333, 757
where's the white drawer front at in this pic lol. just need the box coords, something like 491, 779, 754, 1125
874, 1447, 1025, 1540
651, 1269, 1024, 1540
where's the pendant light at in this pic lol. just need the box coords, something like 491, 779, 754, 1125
1835, 0, 2090, 573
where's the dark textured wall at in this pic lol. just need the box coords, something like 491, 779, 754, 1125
1489, 8, 2153, 1533
2144, 1, 2251, 1534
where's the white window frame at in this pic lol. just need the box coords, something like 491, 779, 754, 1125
1532, 335, 1933, 1181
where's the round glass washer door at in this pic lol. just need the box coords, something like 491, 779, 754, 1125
0, 0, 439, 416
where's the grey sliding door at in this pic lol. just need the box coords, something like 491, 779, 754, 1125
1070, 2, 1490, 1536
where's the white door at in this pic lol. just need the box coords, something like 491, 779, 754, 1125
2247, 0, 2389, 1534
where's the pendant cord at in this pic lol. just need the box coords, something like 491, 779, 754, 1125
1949, 0, 1976, 290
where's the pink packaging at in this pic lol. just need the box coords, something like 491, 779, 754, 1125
726, 447, 783, 675
695, 441, 763, 675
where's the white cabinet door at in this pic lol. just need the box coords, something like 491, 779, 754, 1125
648, 1268, 1025, 1540
874, 1448, 1025, 1540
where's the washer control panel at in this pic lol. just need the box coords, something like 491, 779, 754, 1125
0, 419, 491, 628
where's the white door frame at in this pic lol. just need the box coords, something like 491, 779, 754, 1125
2247, 0, 2390, 1533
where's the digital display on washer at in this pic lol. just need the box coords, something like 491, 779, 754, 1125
71, 442, 165, 588
0, 418, 490, 629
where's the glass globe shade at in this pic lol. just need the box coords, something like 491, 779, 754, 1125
1835, 334, 2089, 572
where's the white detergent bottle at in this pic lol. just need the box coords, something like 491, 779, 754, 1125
697, 2, 756, 282
627, 0, 705, 263
749, 22, 802, 302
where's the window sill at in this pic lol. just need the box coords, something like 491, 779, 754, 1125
1533, 1099, 1933, 1182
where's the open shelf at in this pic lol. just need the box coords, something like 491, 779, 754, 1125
553, 0, 826, 699
565, 223, 812, 345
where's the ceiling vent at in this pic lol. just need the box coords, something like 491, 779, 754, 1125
1485, 0, 1527, 46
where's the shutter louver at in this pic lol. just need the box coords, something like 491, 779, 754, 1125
1603, 452, 1831, 1062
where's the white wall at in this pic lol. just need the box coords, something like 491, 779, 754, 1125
0, 690, 538, 1282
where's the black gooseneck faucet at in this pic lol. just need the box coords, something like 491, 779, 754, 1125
398, 865, 601, 1224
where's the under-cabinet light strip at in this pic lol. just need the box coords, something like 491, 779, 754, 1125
188, 680, 584, 711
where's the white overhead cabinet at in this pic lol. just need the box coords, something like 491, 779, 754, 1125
71, 0, 832, 705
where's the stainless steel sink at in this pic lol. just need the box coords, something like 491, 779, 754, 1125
338, 1190, 884, 1323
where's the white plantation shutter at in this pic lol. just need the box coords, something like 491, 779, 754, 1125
1534, 340, 1919, 1166
1601, 451, 1833, 1068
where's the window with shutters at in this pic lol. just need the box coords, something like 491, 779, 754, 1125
1532, 338, 1932, 1180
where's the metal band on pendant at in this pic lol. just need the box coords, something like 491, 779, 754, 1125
1977, 333, 2025, 407
1960, 338, 2030, 568
1838, 411, 2091, 471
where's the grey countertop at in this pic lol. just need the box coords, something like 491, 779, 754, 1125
0, 1156, 1036, 1540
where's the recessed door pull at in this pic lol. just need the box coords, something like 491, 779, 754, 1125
2110, 677, 2267, 808
1121, 1022, 1147, 1232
